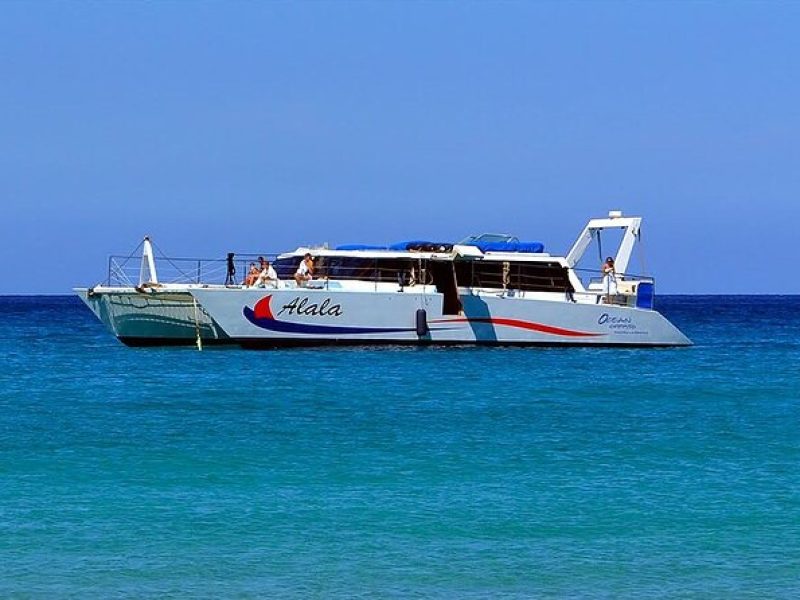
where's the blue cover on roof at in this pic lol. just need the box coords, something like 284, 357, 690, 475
336, 240, 543, 253
467, 241, 545, 253
388, 240, 453, 251
335, 244, 389, 251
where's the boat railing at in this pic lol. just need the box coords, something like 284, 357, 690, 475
105, 253, 283, 287
104, 254, 423, 288
574, 267, 654, 287
573, 268, 656, 307
103, 254, 656, 308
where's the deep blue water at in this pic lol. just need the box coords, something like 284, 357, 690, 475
1, 295, 799, 598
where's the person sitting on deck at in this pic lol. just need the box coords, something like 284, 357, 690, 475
294, 253, 314, 286
255, 259, 278, 288
244, 262, 261, 287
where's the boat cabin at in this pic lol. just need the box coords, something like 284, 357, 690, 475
272, 211, 654, 314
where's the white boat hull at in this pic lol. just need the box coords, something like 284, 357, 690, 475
75, 287, 229, 346
190, 287, 692, 347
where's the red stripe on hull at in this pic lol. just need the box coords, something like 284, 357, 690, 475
430, 317, 604, 338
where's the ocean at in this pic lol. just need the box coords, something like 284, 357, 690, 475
1, 295, 798, 598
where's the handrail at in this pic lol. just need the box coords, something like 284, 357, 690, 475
573, 267, 654, 282
105, 252, 285, 286
102, 253, 656, 296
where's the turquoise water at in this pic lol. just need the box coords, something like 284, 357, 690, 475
1, 296, 799, 597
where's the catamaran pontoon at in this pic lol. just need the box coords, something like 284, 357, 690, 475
74, 238, 231, 346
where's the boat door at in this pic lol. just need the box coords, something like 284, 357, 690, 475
429, 261, 462, 315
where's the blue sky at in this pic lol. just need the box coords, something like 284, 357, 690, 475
2, 1, 798, 294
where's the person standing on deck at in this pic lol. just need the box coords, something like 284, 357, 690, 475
602, 256, 617, 303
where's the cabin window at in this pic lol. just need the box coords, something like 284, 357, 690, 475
456, 260, 571, 292
512, 262, 572, 292
273, 256, 302, 280
320, 257, 418, 283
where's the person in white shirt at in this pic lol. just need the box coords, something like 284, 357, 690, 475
256, 259, 279, 288
294, 253, 314, 286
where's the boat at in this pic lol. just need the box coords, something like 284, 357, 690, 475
189, 212, 691, 347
